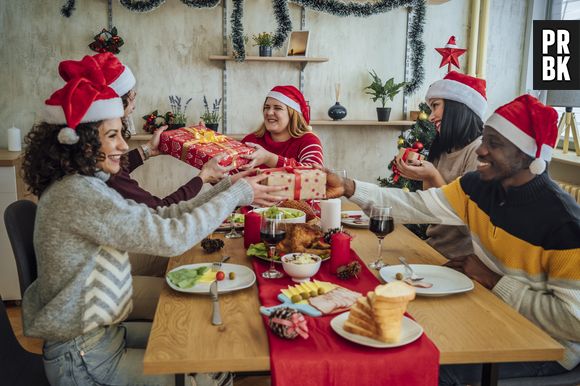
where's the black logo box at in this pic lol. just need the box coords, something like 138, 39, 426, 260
533, 20, 580, 90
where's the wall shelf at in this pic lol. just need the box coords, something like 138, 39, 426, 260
552, 149, 580, 166
209, 55, 329, 63
311, 120, 415, 127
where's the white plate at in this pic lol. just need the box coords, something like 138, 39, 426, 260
379, 264, 474, 297
166, 263, 256, 294
216, 213, 245, 231
341, 210, 369, 228
330, 312, 423, 348
251, 207, 306, 224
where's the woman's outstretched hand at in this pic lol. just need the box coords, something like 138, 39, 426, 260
198, 153, 236, 184
147, 125, 168, 157
243, 173, 286, 207
241, 142, 278, 169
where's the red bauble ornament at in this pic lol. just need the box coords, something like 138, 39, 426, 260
412, 141, 424, 151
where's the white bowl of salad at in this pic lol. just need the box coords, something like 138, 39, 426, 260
252, 206, 306, 224
281, 253, 321, 282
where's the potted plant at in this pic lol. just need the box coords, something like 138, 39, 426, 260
200, 96, 222, 131
167, 95, 192, 130
252, 32, 274, 57
363, 70, 405, 122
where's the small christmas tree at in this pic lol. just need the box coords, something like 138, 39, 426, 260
377, 102, 436, 238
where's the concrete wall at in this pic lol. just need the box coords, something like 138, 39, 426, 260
0, 0, 530, 192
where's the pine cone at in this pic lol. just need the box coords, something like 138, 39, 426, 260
269, 307, 301, 339
336, 261, 362, 280
323, 228, 341, 244
201, 238, 224, 253
279, 200, 316, 221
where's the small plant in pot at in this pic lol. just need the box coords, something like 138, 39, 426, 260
200, 96, 222, 131
363, 70, 405, 122
252, 32, 274, 57
167, 95, 192, 130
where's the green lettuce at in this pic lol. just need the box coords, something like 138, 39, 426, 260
167, 266, 209, 288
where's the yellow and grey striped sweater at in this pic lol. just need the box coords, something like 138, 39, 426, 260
351, 172, 580, 370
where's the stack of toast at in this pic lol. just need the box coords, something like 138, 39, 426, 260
343, 281, 416, 343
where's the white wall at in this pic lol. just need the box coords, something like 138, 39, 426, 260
0, 0, 529, 189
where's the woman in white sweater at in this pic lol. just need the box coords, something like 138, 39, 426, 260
21, 77, 282, 385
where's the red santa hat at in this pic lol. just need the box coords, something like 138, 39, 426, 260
267, 85, 310, 124
425, 71, 487, 120
485, 94, 559, 175
445, 36, 458, 48
59, 52, 136, 97
44, 77, 124, 145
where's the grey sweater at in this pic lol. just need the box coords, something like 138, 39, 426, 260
23, 174, 253, 341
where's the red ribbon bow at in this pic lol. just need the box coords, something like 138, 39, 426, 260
272, 313, 309, 339
264, 166, 315, 200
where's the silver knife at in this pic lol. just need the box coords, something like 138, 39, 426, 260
210, 280, 222, 326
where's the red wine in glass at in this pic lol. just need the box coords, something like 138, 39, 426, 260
260, 230, 286, 245
369, 217, 394, 238
368, 206, 393, 269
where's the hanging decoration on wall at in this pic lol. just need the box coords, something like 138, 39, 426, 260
230, 0, 426, 94
89, 27, 125, 54
61, 0, 220, 17
435, 36, 467, 73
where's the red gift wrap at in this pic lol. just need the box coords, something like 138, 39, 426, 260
258, 166, 326, 201
158, 125, 254, 169
397, 147, 425, 163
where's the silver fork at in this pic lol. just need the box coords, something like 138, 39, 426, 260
212, 255, 231, 272
398, 256, 424, 281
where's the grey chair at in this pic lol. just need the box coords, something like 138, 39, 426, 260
498, 364, 580, 386
4, 199, 38, 296
0, 295, 49, 385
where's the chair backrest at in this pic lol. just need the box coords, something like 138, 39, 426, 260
0, 295, 50, 385
3, 200, 38, 296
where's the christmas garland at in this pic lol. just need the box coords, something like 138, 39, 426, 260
60, 0, 76, 17
272, 0, 292, 49
231, 0, 246, 62
61, 0, 219, 16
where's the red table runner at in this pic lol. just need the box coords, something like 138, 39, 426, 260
252, 250, 440, 386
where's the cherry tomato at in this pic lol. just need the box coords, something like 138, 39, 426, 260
216, 271, 225, 281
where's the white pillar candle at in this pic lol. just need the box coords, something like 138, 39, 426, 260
7, 126, 21, 152
320, 198, 341, 232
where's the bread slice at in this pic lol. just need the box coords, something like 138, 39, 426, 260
374, 281, 416, 303
343, 319, 380, 340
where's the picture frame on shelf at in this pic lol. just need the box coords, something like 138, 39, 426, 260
286, 31, 309, 57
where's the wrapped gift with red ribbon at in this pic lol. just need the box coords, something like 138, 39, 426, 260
397, 147, 425, 163
158, 124, 254, 169
258, 166, 326, 201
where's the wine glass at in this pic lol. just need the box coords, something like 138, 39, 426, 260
368, 206, 394, 269
225, 210, 242, 239
260, 213, 285, 279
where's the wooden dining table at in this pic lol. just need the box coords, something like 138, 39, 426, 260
143, 204, 563, 386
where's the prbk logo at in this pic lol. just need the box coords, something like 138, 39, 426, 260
533, 20, 580, 90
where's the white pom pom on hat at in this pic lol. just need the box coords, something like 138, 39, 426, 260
484, 94, 559, 175
43, 77, 124, 145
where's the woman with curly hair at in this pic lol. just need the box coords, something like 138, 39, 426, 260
241, 85, 324, 168
395, 71, 486, 259
21, 76, 282, 386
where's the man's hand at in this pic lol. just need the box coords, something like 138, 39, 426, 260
147, 125, 168, 157
243, 174, 286, 207
198, 154, 235, 184
444, 254, 502, 290
312, 165, 352, 198
240, 142, 278, 169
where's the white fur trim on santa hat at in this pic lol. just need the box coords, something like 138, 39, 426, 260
485, 113, 554, 161
425, 79, 487, 120
267, 90, 302, 114
57, 127, 80, 144
43, 97, 124, 126
108, 65, 136, 96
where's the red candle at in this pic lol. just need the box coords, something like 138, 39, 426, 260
244, 211, 262, 248
329, 232, 351, 273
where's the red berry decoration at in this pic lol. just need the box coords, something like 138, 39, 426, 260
216, 271, 225, 281
412, 141, 424, 151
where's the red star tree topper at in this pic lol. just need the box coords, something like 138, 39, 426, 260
435, 36, 467, 73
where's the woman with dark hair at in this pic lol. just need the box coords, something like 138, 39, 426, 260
395, 71, 486, 258
21, 76, 282, 386
241, 85, 324, 168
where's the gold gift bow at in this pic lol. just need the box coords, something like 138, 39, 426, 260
179, 127, 243, 167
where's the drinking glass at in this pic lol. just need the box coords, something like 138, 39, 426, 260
331, 169, 347, 179
260, 213, 285, 279
225, 210, 242, 239
368, 206, 394, 269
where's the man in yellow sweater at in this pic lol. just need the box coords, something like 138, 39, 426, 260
325, 94, 580, 384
